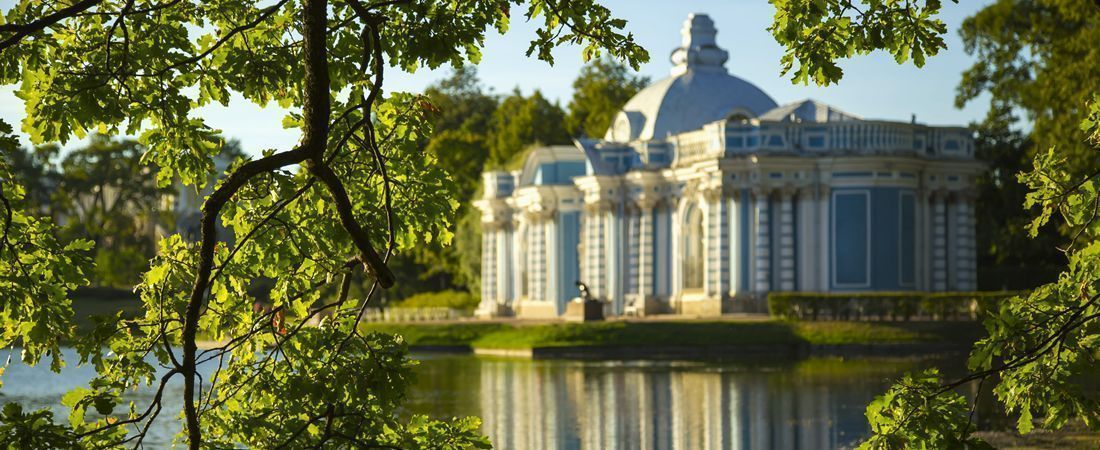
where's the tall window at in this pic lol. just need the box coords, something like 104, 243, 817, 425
682, 204, 704, 290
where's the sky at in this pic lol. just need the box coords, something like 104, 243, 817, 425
0, 0, 994, 156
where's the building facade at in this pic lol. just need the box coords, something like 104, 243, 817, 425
475, 14, 983, 318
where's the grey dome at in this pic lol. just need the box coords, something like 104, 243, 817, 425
605, 14, 778, 142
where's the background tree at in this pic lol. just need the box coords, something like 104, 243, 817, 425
0, 142, 58, 213
0, 0, 647, 448
767, 1, 1100, 447
387, 67, 498, 298
565, 57, 649, 138
957, 0, 1100, 176
958, 0, 1100, 293
972, 109, 1063, 290
488, 89, 569, 166
51, 135, 168, 287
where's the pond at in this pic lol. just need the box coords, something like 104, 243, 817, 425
0, 348, 982, 449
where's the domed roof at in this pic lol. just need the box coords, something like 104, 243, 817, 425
605, 14, 778, 142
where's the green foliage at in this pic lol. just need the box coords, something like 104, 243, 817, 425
767, 292, 1016, 322
54, 135, 171, 287
862, 96, 1100, 447
522, 0, 647, 69
0, 120, 92, 371
972, 115, 1063, 290
957, 0, 1100, 177
423, 66, 498, 203
0, 0, 649, 447
393, 290, 480, 311
860, 369, 993, 449
565, 57, 648, 138
488, 89, 569, 166
769, 0, 951, 85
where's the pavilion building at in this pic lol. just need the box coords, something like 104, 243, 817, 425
474, 13, 983, 318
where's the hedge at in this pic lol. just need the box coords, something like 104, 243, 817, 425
390, 290, 480, 312
767, 291, 1020, 321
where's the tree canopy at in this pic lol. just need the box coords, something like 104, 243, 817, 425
0, 0, 647, 447
957, 0, 1100, 175
2, 0, 1098, 448
487, 89, 569, 167
565, 57, 648, 138
771, 1, 1100, 448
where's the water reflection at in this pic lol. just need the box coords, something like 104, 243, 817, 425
407, 355, 929, 450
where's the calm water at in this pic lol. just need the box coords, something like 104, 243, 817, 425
0, 348, 976, 449
404, 354, 976, 450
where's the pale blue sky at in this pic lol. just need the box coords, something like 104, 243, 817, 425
0, 1, 993, 156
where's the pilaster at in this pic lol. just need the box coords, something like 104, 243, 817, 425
955, 190, 977, 291
796, 186, 817, 291
777, 187, 797, 291
752, 188, 772, 293
931, 191, 948, 292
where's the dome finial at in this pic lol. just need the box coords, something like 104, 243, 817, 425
670, 13, 729, 75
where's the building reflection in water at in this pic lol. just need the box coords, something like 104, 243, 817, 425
409, 355, 918, 450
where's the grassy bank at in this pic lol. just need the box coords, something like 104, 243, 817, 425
362, 320, 983, 351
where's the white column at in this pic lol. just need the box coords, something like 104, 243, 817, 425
915, 189, 927, 291
545, 213, 558, 307
638, 200, 655, 299
932, 192, 948, 292
727, 193, 740, 297
817, 185, 831, 291
481, 226, 499, 303
797, 187, 816, 291
529, 218, 543, 302
777, 189, 796, 291
608, 202, 623, 313
602, 207, 613, 303
481, 225, 496, 309
753, 189, 772, 293
496, 226, 511, 302
513, 218, 527, 301
705, 189, 724, 297
947, 195, 959, 290
956, 192, 977, 291
656, 202, 670, 297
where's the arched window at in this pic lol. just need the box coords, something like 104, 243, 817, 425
682, 204, 704, 290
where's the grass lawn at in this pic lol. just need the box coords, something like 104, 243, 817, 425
362, 320, 982, 350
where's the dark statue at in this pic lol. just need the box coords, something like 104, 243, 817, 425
575, 281, 593, 302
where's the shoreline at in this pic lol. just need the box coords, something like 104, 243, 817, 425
462, 341, 972, 360
367, 319, 984, 360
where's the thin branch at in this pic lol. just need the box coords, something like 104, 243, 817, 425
0, 0, 104, 51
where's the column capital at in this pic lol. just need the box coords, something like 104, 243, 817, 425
636, 196, 659, 211
584, 199, 615, 214
929, 188, 950, 201
777, 184, 798, 199
524, 204, 555, 222
702, 186, 723, 202
954, 188, 979, 202
750, 186, 774, 200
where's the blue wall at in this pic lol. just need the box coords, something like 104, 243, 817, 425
833, 192, 869, 287
557, 211, 581, 312
899, 193, 916, 287
534, 161, 587, 185
831, 187, 917, 291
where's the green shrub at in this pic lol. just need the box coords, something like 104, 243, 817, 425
390, 290, 480, 311
767, 291, 1020, 322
